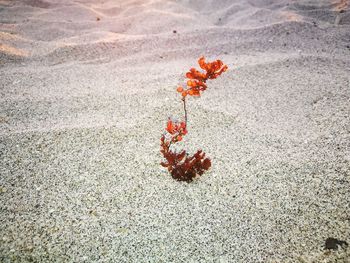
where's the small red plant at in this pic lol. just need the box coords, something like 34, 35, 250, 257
160, 56, 228, 182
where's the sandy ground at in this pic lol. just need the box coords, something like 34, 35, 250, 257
1, 0, 350, 262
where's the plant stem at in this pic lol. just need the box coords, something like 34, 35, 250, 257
182, 97, 188, 126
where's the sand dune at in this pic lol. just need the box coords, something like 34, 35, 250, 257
0, 0, 349, 262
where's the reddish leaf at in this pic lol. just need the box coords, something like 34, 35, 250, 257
160, 162, 169, 167
202, 158, 211, 170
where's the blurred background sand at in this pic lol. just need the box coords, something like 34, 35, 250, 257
0, 0, 349, 262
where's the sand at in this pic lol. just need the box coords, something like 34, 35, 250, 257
0, 0, 349, 262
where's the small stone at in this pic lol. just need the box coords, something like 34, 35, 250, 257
325, 237, 348, 250
89, 210, 97, 216
116, 227, 128, 233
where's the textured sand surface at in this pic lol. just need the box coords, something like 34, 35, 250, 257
1, 0, 350, 262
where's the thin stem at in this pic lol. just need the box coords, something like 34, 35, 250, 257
182, 97, 188, 126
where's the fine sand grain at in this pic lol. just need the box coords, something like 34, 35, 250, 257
1, 0, 349, 262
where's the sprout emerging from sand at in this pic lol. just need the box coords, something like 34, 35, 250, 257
160, 56, 228, 182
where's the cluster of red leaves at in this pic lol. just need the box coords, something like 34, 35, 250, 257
160, 136, 211, 182
161, 56, 227, 182
166, 118, 187, 142
177, 56, 228, 97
